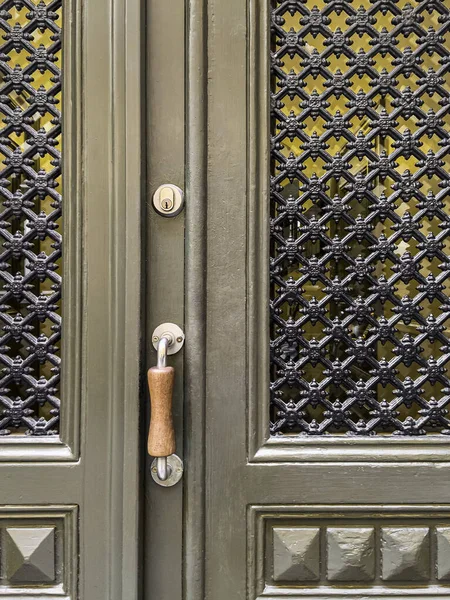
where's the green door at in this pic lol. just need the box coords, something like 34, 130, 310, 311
0, 1, 141, 599
145, 0, 450, 598
5, 0, 447, 598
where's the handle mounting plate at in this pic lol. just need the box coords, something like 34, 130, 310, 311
151, 454, 184, 487
152, 323, 185, 355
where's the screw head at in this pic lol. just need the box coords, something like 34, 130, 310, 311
152, 335, 159, 343
176, 336, 183, 343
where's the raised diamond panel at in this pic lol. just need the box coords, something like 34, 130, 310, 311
5, 526, 55, 583
436, 527, 450, 581
0, 506, 77, 596
273, 527, 320, 581
381, 527, 430, 581
326, 527, 375, 581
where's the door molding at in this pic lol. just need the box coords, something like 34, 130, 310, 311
81, 0, 143, 597
184, 0, 207, 598
246, 0, 450, 465
249, 504, 450, 599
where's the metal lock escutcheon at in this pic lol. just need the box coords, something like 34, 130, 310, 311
152, 184, 184, 217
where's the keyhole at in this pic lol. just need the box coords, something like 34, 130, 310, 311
160, 187, 175, 212
161, 197, 173, 210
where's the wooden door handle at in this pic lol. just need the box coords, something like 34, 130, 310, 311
148, 324, 184, 485
147, 365, 176, 457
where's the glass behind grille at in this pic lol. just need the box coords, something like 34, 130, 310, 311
270, 0, 450, 436
0, 0, 62, 436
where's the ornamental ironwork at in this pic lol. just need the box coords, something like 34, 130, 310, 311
270, 0, 450, 435
0, 0, 61, 435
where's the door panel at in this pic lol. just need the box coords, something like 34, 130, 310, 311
0, 1, 142, 599
195, 0, 450, 598
249, 505, 450, 597
143, 0, 450, 597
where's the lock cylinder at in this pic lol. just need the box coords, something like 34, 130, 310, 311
152, 184, 184, 217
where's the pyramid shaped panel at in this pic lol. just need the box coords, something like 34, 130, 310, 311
5, 527, 56, 584
273, 527, 320, 582
437, 528, 450, 581
381, 527, 430, 582
327, 527, 375, 581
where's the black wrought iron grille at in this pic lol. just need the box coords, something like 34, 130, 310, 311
0, 0, 61, 435
270, 0, 450, 435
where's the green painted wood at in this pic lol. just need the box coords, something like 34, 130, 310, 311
144, 0, 450, 598
178, 0, 450, 598
143, 0, 186, 597
0, 0, 143, 597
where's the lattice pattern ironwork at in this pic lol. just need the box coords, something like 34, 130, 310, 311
270, 0, 450, 435
0, 0, 61, 435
